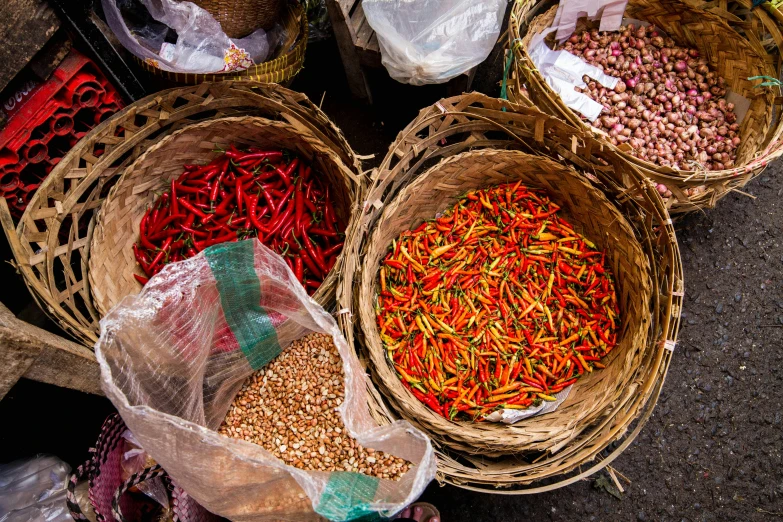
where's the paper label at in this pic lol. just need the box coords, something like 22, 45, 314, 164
485, 386, 572, 424
553, 0, 630, 42
529, 29, 617, 121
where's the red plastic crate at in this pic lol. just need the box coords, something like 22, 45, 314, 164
0, 49, 124, 219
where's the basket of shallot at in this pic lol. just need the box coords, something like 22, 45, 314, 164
508, 0, 783, 213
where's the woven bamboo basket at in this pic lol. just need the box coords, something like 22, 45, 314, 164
337, 93, 682, 491
89, 115, 358, 317
137, 3, 306, 86
508, 0, 783, 214
0, 82, 361, 346
192, 0, 283, 36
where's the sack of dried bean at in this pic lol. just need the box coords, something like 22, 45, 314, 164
95, 239, 436, 521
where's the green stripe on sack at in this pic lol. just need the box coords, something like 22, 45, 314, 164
316, 472, 381, 521
205, 240, 281, 370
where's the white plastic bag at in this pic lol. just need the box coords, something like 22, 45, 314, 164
528, 28, 618, 122
363, 0, 507, 85
95, 240, 436, 521
102, 0, 276, 74
0, 456, 73, 522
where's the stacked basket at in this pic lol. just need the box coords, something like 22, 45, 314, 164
337, 93, 682, 491
507, 0, 783, 214
0, 82, 362, 346
137, 3, 307, 85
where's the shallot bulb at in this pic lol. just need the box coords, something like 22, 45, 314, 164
555, 26, 739, 171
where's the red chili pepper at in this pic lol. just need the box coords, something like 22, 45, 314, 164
148, 236, 174, 272
321, 242, 344, 258
309, 228, 339, 238
236, 179, 244, 215
134, 274, 149, 285
177, 197, 214, 223
265, 200, 295, 238
302, 233, 329, 274
302, 253, 322, 278
133, 244, 151, 275
294, 256, 304, 283
295, 179, 304, 230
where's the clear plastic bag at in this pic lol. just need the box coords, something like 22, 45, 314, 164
120, 430, 169, 508
102, 0, 279, 74
0, 456, 73, 522
95, 240, 436, 521
362, 0, 507, 85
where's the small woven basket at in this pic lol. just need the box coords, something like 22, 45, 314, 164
89, 116, 358, 317
508, 0, 782, 214
138, 3, 306, 86
0, 82, 361, 346
192, 0, 283, 36
337, 93, 682, 491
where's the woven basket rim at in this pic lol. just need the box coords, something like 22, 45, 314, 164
3, 82, 361, 346
88, 114, 358, 317
337, 93, 682, 492
136, 3, 307, 85
358, 147, 653, 452
510, 0, 778, 178
507, 0, 783, 213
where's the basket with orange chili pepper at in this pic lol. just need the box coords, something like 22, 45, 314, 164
375, 182, 618, 421
133, 145, 344, 294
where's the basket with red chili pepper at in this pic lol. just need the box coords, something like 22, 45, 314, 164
90, 116, 358, 317
345, 94, 680, 491
132, 146, 344, 292
375, 182, 619, 422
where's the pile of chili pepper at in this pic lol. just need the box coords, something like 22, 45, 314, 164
375, 182, 619, 421
133, 146, 344, 294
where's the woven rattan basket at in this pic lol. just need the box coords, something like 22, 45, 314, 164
89, 116, 358, 317
0, 82, 361, 346
192, 0, 283, 37
137, 3, 306, 86
337, 93, 682, 491
508, 0, 782, 214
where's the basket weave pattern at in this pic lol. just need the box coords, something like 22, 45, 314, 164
89, 116, 358, 317
509, 0, 781, 214
192, 0, 283, 36
359, 149, 651, 455
0, 82, 361, 346
138, 4, 307, 86
337, 93, 682, 491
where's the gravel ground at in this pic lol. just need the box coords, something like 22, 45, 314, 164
1, 35, 781, 522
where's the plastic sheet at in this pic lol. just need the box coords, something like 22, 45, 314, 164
528, 28, 618, 121
0, 456, 73, 522
363, 0, 506, 85
102, 0, 278, 74
96, 240, 436, 521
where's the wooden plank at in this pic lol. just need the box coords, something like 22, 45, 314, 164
0, 302, 101, 401
352, 2, 374, 50
358, 47, 383, 68
325, 0, 373, 102
0, 0, 60, 93
368, 32, 380, 53
446, 67, 478, 97
338, 0, 361, 19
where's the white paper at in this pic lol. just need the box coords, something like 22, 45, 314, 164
529, 29, 617, 121
485, 386, 572, 424
553, 0, 630, 42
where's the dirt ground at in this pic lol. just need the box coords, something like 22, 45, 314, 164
1, 35, 782, 522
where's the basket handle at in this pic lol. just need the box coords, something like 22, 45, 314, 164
65, 459, 93, 521
110, 464, 166, 522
